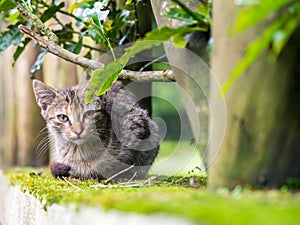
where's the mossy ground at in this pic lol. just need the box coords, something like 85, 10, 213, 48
3, 141, 300, 225
5, 167, 300, 225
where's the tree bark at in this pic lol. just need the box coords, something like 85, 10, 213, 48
209, 1, 300, 189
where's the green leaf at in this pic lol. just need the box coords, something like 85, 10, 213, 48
172, 33, 186, 48
124, 40, 162, 63
196, 2, 212, 25
109, 10, 129, 42
41, 2, 65, 23
54, 23, 74, 43
174, 26, 206, 47
68, 0, 92, 13
233, 0, 294, 33
64, 36, 83, 54
84, 50, 92, 60
164, 7, 198, 24
0, 25, 23, 52
13, 37, 31, 66
6, 11, 21, 24
170, 0, 205, 24
0, 0, 16, 11
271, 9, 300, 58
88, 24, 106, 44
196, 2, 211, 18
85, 61, 123, 103
145, 26, 206, 42
144, 26, 206, 48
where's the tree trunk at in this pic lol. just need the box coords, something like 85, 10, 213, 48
209, 1, 300, 189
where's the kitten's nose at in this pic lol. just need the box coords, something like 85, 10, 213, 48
73, 123, 83, 136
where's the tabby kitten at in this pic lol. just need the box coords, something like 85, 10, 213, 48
33, 79, 159, 180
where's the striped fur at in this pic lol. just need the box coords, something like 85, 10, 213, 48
33, 80, 159, 180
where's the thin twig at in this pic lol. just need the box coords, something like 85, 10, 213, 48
19, 25, 104, 70
17, 4, 58, 42
62, 177, 81, 190
127, 172, 138, 182
90, 183, 141, 189
90, 175, 157, 189
138, 54, 167, 72
141, 175, 157, 185
172, 176, 188, 184
18, 25, 175, 82
104, 164, 135, 184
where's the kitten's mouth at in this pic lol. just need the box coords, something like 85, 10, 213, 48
71, 137, 86, 145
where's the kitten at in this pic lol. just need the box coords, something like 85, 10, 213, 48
32, 79, 159, 180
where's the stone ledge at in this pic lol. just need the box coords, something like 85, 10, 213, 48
0, 170, 197, 225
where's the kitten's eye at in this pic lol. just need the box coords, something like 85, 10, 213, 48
84, 110, 95, 118
57, 114, 69, 122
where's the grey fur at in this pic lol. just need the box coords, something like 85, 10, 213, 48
33, 79, 159, 180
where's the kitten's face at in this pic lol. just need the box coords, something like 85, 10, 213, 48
33, 80, 103, 145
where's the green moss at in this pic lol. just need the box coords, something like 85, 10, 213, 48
4, 168, 300, 225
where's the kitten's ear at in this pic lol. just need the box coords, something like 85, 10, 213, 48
32, 79, 58, 111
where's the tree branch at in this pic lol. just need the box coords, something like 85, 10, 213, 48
19, 25, 104, 69
16, 1, 174, 82
19, 25, 175, 82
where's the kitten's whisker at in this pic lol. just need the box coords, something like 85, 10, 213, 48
33, 126, 49, 143
36, 135, 54, 159
36, 135, 49, 152
36, 127, 48, 136
37, 126, 48, 134
36, 140, 50, 158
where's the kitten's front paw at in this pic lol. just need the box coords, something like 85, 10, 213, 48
129, 110, 150, 140
50, 162, 71, 178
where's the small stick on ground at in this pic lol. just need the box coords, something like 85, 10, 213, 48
62, 177, 81, 190
90, 175, 157, 189
103, 164, 136, 185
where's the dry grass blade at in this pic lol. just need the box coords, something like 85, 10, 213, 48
62, 177, 81, 190
90, 175, 157, 189
104, 164, 135, 184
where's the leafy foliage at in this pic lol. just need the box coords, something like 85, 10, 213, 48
40, 2, 65, 23
85, 61, 123, 103
0, 0, 138, 67
13, 37, 30, 65
86, 0, 211, 103
166, 0, 211, 27
0, 24, 23, 52
85, 25, 208, 103
222, 0, 300, 93
0, 0, 211, 99
0, 0, 16, 11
